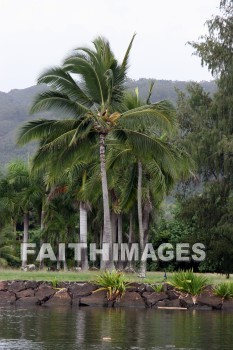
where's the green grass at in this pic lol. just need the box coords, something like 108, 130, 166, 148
0, 268, 231, 285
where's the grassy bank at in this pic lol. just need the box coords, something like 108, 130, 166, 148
0, 269, 231, 285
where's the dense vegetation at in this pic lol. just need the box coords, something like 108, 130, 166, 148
0, 0, 232, 277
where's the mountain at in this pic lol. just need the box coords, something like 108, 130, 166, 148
0, 79, 216, 167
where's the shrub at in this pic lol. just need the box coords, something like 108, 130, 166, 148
151, 284, 163, 293
214, 282, 233, 299
0, 258, 8, 268
169, 270, 208, 304
94, 270, 128, 301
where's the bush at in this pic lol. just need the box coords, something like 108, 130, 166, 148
94, 270, 128, 301
0, 258, 8, 268
169, 270, 208, 304
151, 284, 163, 293
214, 282, 233, 299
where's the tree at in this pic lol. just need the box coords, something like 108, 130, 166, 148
105, 86, 192, 275
189, 0, 233, 91
18, 36, 177, 269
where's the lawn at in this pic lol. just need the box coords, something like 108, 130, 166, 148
0, 268, 231, 285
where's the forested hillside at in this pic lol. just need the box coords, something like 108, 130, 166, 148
0, 79, 216, 166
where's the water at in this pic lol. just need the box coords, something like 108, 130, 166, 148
0, 306, 232, 350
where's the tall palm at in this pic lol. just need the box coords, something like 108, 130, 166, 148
115, 86, 192, 275
17, 36, 177, 269
6, 160, 42, 267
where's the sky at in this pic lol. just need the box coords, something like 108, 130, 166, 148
0, 0, 220, 92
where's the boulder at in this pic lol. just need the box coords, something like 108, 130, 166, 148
15, 297, 39, 306
180, 295, 195, 308
25, 281, 39, 290
115, 291, 145, 308
197, 292, 223, 310
166, 290, 180, 300
57, 282, 71, 289
162, 283, 174, 293
44, 288, 71, 306
0, 281, 8, 291
0, 291, 16, 305
155, 298, 181, 308
142, 292, 168, 307
8, 281, 26, 293
145, 285, 155, 293
222, 299, 233, 310
16, 288, 35, 299
80, 290, 108, 307
70, 283, 98, 306
35, 284, 56, 302
127, 283, 146, 293
69, 283, 97, 298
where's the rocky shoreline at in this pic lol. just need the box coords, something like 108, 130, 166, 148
0, 280, 233, 310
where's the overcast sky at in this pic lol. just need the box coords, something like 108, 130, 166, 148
0, 0, 220, 92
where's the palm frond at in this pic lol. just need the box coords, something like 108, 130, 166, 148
37, 66, 93, 106
30, 90, 90, 117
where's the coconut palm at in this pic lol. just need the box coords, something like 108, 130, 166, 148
6, 160, 43, 267
17, 36, 177, 269
109, 86, 192, 276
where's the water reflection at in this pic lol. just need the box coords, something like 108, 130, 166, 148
0, 306, 232, 350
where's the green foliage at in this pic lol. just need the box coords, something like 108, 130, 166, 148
0, 258, 8, 268
94, 270, 128, 301
214, 282, 233, 299
169, 270, 208, 303
51, 278, 58, 288
151, 283, 163, 293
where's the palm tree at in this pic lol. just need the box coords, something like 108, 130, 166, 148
6, 160, 42, 267
17, 36, 177, 269
113, 86, 192, 276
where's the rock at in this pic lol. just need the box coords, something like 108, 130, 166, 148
127, 283, 146, 293
57, 282, 71, 289
197, 292, 223, 310
69, 283, 97, 299
145, 285, 155, 293
196, 305, 212, 311
162, 283, 174, 292
80, 290, 108, 306
0, 291, 16, 305
115, 291, 145, 308
8, 281, 26, 293
25, 281, 39, 290
35, 284, 56, 302
143, 292, 168, 307
166, 290, 179, 300
180, 295, 194, 308
70, 283, 98, 306
155, 298, 181, 308
0, 281, 8, 291
16, 288, 35, 299
222, 299, 233, 310
44, 288, 71, 306
21, 264, 36, 271
16, 297, 39, 306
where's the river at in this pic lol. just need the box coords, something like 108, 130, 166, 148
0, 306, 232, 349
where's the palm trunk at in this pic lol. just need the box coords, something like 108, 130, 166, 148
99, 133, 114, 270
126, 211, 135, 270
111, 211, 117, 244
39, 198, 46, 270
22, 211, 29, 268
137, 161, 146, 277
80, 201, 89, 270
117, 213, 124, 270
